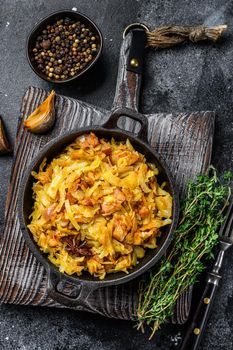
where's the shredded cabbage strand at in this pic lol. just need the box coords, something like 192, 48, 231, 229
28, 133, 173, 279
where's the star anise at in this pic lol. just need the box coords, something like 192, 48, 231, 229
60, 235, 92, 256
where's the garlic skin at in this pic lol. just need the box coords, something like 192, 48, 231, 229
0, 116, 11, 155
24, 90, 56, 134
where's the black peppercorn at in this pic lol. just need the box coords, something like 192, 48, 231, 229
32, 16, 100, 80
54, 67, 62, 74
41, 39, 51, 49
64, 18, 70, 25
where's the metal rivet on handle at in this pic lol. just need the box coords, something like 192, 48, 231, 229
204, 297, 210, 304
193, 328, 200, 335
130, 58, 139, 68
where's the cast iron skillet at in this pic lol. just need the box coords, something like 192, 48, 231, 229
18, 27, 179, 308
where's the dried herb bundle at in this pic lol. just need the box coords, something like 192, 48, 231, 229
137, 167, 232, 338
147, 25, 227, 48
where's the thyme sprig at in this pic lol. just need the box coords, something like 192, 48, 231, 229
137, 168, 232, 338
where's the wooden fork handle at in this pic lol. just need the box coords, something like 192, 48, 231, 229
180, 273, 221, 350
112, 28, 146, 111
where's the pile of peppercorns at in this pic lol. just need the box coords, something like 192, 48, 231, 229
31, 17, 99, 81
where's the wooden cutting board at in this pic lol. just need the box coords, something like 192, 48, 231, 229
0, 32, 215, 322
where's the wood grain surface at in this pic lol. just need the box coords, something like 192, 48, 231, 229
112, 32, 142, 112
0, 86, 215, 321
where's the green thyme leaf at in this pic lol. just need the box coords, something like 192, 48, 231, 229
137, 167, 232, 338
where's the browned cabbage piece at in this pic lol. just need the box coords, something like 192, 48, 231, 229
28, 133, 173, 279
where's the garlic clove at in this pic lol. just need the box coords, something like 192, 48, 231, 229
0, 116, 11, 155
24, 90, 56, 134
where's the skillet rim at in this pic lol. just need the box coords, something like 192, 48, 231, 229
18, 125, 179, 288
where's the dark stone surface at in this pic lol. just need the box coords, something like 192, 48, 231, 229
0, 0, 233, 349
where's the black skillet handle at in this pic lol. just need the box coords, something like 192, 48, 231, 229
180, 273, 221, 350
112, 25, 147, 112
47, 269, 97, 308
103, 107, 148, 142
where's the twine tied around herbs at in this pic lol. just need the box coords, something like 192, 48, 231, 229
145, 25, 227, 48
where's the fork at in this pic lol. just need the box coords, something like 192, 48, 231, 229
180, 199, 233, 350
